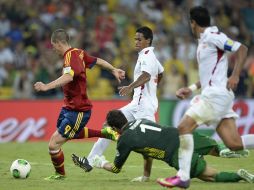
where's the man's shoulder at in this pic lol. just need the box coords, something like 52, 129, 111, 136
140, 47, 155, 57
139, 51, 158, 66
117, 131, 134, 145
72, 48, 85, 54
70, 48, 92, 62
206, 30, 227, 42
65, 48, 83, 58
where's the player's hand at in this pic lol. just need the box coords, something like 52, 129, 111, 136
34, 82, 48, 92
93, 155, 109, 168
131, 176, 150, 182
227, 75, 239, 91
176, 87, 192, 99
118, 86, 133, 96
112, 68, 125, 83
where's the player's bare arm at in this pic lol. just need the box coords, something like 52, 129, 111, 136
96, 58, 125, 83
102, 162, 114, 172
176, 81, 201, 99
34, 73, 73, 92
227, 44, 248, 90
119, 71, 150, 96
92, 155, 120, 173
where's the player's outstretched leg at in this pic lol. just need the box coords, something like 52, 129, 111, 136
237, 169, 254, 183
72, 154, 93, 172
157, 176, 190, 188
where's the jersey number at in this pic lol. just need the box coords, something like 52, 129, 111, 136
140, 124, 161, 133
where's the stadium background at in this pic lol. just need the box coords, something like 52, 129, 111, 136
0, 0, 254, 143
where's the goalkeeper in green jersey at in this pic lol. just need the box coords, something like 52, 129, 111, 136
72, 110, 253, 184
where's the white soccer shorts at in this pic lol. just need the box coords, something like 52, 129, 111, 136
120, 102, 156, 122
185, 86, 238, 126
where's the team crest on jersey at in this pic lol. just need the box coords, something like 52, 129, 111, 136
224, 39, 234, 51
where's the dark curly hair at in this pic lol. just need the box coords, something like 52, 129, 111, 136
136, 26, 153, 46
190, 6, 210, 27
106, 110, 128, 130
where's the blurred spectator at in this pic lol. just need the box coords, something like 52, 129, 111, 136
5, 21, 23, 47
241, 1, 254, 33
13, 42, 28, 69
13, 69, 33, 99
161, 46, 187, 99
161, 63, 185, 99
33, 57, 58, 98
0, 13, 10, 37
0, 39, 14, 65
0, 0, 253, 100
0, 39, 14, 86
119, 0, 138, 11
140, 0, 163, 23
244, 45, 254, 97
176, 35, 196, 72
94, 4, 116, 49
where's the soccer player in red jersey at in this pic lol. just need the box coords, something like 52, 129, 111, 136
34, 29, 125, 180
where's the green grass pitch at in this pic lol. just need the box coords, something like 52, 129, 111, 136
0, 141, 253, 190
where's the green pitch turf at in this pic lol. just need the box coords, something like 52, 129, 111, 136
0, 141, 253, 190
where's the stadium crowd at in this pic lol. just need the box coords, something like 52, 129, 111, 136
0, 0, 253, 100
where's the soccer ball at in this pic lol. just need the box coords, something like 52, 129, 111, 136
10, 159, 31, 179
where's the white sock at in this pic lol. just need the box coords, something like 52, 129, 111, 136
87, 138, 111, 165
241, 135, 254, 149
49, 149, 60, 154
177, 134, 194, 181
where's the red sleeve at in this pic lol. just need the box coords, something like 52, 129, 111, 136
83, 50, 97, 69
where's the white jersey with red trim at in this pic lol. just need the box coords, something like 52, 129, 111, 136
197, 26, 241, 91
131, 46, 164, 111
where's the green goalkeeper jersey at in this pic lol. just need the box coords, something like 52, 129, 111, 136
111, 119, 218, 177
112, 119, 180, 173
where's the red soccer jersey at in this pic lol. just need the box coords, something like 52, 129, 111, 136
62, 48, 97, 111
